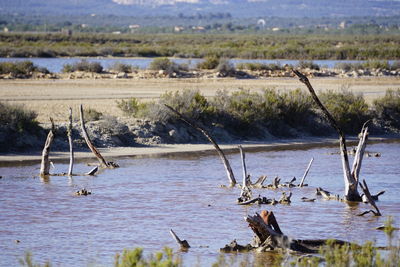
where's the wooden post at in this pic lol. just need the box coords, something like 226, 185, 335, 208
165, 104, 236, 187
169, 229, 190, 249
293, 70, 361, 201
67, 107, 74, 176
299, 157, 314, 187
79, 104, 109, 168
40, 118, 55, 177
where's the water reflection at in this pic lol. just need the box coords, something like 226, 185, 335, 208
0, 142, 399, 266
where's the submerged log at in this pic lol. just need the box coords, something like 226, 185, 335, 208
40, 118, 55, 177
79, 104, 118, 169
165, 104, 236, 187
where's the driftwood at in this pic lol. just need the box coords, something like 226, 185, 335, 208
299, 158, 314, 187
85, 166, 99, 176
79, 104, 118, 169
223, 210, 351, 254
238, 146, 252, 202
238, 192, 291, 206
169, 229, 190, 250
67, 107, 74, 176
164, 104, 236, 187
40, 118, 55, 177
294, 70, 372, 202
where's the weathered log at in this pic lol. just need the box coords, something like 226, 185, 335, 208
40, 118, 55, 177
79, 104, 118, 169
67, 107, 74, 176
169, 229, 190, 250
165, 104, 236, 187
358, 179, 382, 216
299, 157, 314, 187
293, 70, 361, 201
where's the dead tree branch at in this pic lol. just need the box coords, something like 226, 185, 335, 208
40, 118, 55, 177
165, 104, 236, 187
170, 229, 190, 250
359, 179, 382, 216
293, 70, 361, 201
80, 104, 118, 169
299, 157, 314, 187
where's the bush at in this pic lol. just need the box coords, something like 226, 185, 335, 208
373, 89, 400, 129
196, 56, 220, 70
62, 60, 103, 73
297, 60, 320, 70
108, 62, 137, 73
236, 62, 283, 71
0, 61, 49, 75
149, 58, 180, 74
216, 59, 236, 75
114, 247, 181, 267
319, 89, 370, 134
116, 97, 148, 117
83, 108, 103, 121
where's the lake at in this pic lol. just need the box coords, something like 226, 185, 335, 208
0, 141, 399, 266
0, 57, 386, 73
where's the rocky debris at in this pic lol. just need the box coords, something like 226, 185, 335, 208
75, 188, 91, 196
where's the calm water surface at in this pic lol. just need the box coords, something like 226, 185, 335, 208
0, 142, 399, 266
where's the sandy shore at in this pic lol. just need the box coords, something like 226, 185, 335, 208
1, 76, 399, 123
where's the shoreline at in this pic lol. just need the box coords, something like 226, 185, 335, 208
1, 136, 398, 166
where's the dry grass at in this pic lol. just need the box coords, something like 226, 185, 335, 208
1, 77, 399, 123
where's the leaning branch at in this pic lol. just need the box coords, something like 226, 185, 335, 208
67, 107, 74, 176
80, 104, 118, 168
165, 104, 236, 187
299, 157, 313, 187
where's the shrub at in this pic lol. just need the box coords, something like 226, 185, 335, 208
216, 59, 236, 75
236, 62, 283, 71
0, 61, 49, 75
297, 60, 320, 70
373, 89, 400, 129
196, 56, 220, 70
116, 97, 148, 117
83, 108, 103, 121
108, 62, 137, 73
62, 60, 103, 73
319, 89, 370, 134
114, 247, 181, 267
149, 57, 180, 73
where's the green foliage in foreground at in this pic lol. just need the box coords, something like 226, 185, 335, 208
296, 218, 400, 267
114, 247, 181, 267
117, 88, 377, 137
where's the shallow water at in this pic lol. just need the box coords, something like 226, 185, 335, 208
0, 142, 399, 266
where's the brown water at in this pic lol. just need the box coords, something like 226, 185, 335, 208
0, 142, 399, 266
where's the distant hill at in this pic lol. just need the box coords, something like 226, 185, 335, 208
1, 0, 400, 18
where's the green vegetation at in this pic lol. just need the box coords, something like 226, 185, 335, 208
114, 247, 181, 267
148, 58, 186, 73
319, 89, 370, 133
108, 62, 138, 73
0, 102, 41, 152
19, 252, 51, 267
296, 217, 400, 267
62, 60, 103, 73
236, 62, 284, 71
196, 56, 221, 69
373, 89, 400, 130
1, 33, 400, 60
335, 60, 400, 71
83, 108, 103, 121
0, 61, 49, 76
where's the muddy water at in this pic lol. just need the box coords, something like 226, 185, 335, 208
0, 142, 399, 266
